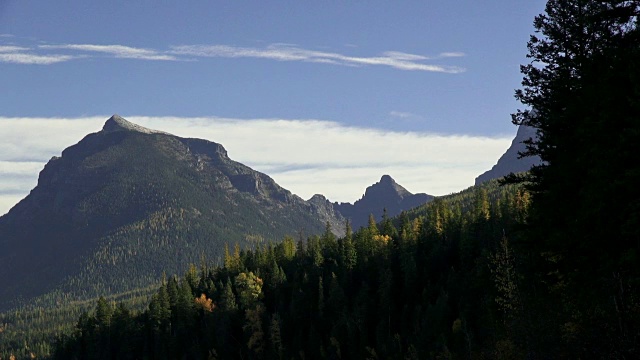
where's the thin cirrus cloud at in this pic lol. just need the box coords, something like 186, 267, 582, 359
170, 44, 466, 73
38, 44, 179, 61
0, 45, 78, 64
439, 52, 466, 58
0, 115, 510, 216
0, 36, 465, 72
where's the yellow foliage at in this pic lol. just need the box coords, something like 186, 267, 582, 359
372, 234, 391, 244
194, 293, 215, 312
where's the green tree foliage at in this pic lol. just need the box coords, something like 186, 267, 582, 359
49, 180, 532, 359
235, 272, 264, 309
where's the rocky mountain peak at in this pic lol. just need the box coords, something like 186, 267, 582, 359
102, 114, 165, 135
309, 194, 328, 202
332, 175, 433, 229
365, 175, 411, 199
0, 115, 343, 309
379, 174, 393, 183
475, 125, 541, 185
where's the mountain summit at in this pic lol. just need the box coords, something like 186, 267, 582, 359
366, 174, 412, 200
102, 114, 164, 134
333, 175, 433, 229
0, 115, 341, 310
475, 125, 541, 185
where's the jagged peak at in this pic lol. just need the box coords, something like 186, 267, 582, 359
379, 174, 394, 184
308, 194, 328, 202
367, 175, 411, 198
102, 114, 167, 135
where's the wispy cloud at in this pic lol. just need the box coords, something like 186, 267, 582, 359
1, 37, 465, 72
0, 45, 28, 52
39, 44, 178, 61
170, 44, 465, 73
0, 52, 77, 65
0, 116, 510, 215
439, 52, 466, 58
0, 43, 78, 64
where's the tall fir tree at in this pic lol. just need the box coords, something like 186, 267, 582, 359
508, 0, 640, 356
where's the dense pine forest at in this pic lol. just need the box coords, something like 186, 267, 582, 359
2, 0, 640, 358
51, 182, 531, 359
0, 180, 525, 359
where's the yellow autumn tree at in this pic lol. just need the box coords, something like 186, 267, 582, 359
194, 294, 215, 312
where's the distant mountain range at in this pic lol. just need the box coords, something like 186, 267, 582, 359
475, 125, 541, 185
0, 115, 345, 309
0, 115, 532, 310
0, 115, 432, 310
332, 175, 433, 229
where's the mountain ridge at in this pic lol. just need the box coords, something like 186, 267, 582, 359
0, 115, 343, 310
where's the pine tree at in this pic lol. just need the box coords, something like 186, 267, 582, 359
380, 208, 397, 239
244, 304, 265, 359
508, 0, 640, 356
343, 221, 357, 272
269, 313, 284, 360
220, 279, 238, 312
95, 296, 113, 330
367, 214, 379, 237
317, 276, 325, 318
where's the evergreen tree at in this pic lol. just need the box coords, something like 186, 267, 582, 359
244, 304, 265, 359
380, 208, 397, 239
508, 0, 640, 356
269, 313, 284, 360
220, 279, 238, 312
339, 220, 357, 272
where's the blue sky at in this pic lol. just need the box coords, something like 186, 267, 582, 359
0, 1, 547, 214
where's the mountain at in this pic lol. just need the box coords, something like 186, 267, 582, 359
332, 175, 433, 229
308, 194, 346, 231
0, 115, 341, 310
475, 125, 541, 185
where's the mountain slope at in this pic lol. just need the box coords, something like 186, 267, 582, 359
475, 125, 541, 185
332, 175, 433, 229
0, 115, 339, 310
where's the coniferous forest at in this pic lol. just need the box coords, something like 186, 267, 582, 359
2, 0, 640, 358
52, 182, 531, 359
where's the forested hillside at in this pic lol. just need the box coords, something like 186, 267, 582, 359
52, 181, 530, 359
0, 179, 527, 359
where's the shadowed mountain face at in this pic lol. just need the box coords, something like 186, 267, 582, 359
333, 175, 433, 229
475, 125, 541, 185
0, 115, 341, 310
